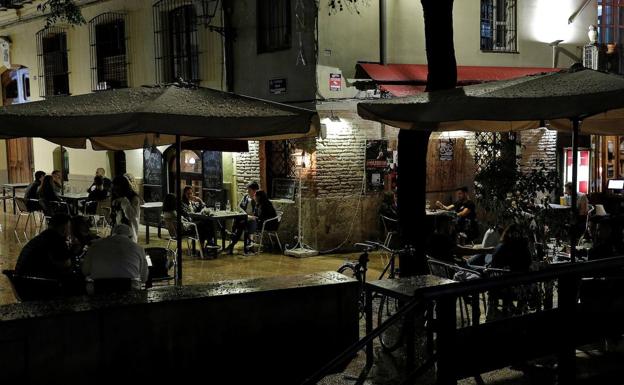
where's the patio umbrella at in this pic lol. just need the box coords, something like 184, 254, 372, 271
358, 66, 624, 262
0, 84, 319, 282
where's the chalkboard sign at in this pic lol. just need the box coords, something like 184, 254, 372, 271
272, 178, 296, 200
143, 148, 163, 187
202, 151, 223, 189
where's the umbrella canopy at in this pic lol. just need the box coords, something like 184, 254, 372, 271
0, 84, 319, 149
357, 67, 624, 134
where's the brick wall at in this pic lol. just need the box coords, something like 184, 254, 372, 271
234, 141, 261, 198
519, 129, 558, 173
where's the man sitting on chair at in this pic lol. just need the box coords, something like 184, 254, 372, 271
82, 224, 148, 290
436, 186, 479, 242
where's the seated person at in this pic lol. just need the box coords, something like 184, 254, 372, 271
427, 218, 482, 264
227, 181, 260, 255
89, 168, 112, 193
24, 170, 45, 211
181, 186, 205, 215
587, 216, 615, 261
436, 187, 479, 242
15, 213, 73, 280
81, 224, 148, 290
85, 176, 109, 214
162, 193, 215, 254
38, 174, 65, 215
69, 216, 100, 257
467, 224, 532, 272
253, 190, 278, 232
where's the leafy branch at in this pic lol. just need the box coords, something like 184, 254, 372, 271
37, 0, 85, 27
327, 0, 370, 15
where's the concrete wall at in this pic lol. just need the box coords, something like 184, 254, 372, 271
231, 0, 317, 105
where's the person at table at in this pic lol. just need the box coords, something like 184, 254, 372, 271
24, 170, 45, 211
226, 181, 260, 254
84, 176, 108, 215
69, 215, 100, 257
15, 213, 73, 280
87, 168, 111, 196
51, 170, 63, 194
38, 174, 65, 215
162, 193, 215, 254
587, 216, 615, 261
181, 186, 205, 215
564, 182, 588, 216
435, 186, 478, 242
252, 190, 278, 232
82, 224, 148, 290
466, 224, 532, 272
110, 175, 140, 243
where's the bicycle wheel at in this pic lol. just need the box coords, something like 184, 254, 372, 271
337, 264, 365, 318
378, 294, 404, 352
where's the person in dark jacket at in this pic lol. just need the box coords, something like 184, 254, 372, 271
24, 170, 45, 211
467, 224, 532, 272
226, 181, 260, 254
38, 175, 64, 215
253, 190, 278, 231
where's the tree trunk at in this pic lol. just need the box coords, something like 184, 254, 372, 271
398, 0, 457, 276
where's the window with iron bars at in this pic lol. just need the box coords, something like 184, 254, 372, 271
257, 0, 292, 53
153, 0, 203, 84
266, 140, 297, 198
89, 12, 129, 91
36, 27, 69, 97
597, 0, 624, 74
480, 0, 517, 53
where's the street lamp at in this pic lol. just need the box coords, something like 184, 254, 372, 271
285, 150, 318, 258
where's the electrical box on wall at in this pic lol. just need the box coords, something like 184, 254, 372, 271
0, 37, 10, 73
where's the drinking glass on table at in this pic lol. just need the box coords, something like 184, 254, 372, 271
215, 202, 221, 211
425, 200, 430, 210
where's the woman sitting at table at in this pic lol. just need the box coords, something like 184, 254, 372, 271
38, 174, 65, 215
466, 224, 532, 272
110, 175, 141, 242
253, 190, 279, 232
162, 193, 215, 255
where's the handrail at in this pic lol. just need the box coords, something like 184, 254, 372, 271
300, 295, 426, 385
417, 256, 624, 301
304, 256, 624, 384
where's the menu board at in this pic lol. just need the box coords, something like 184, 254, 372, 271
143, 148, 163, 187
272, 178, 296, 200
202, 151, 223, 189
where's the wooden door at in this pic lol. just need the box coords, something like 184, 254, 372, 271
7, 138, 33, 183
425, 137, 473, 205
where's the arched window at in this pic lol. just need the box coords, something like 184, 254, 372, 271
53, 146, 69, 181
89, 12, 129, 91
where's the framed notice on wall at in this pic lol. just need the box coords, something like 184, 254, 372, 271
365, 140, 395, 192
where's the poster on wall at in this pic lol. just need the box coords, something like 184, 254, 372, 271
438, 138, 454, 161
269, 78, 287, 94
329, 73, 342, 91
365, 140, 396, 192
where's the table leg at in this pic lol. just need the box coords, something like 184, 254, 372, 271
146, 224, 150, 244
157, 224, 162, 238
2, 187, 6, 213
365, 289, 373, 368
221, 219, 226, 250
12, 187, 16, 215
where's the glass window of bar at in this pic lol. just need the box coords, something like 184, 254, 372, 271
257, 0, 292, 53
36, 27, 70, 97
480, 0, 517, 53
153, 0, 203, 84
597, 0, 624, 73
89, 12, 129, 91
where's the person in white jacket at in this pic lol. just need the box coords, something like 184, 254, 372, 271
110, 175, 141, 242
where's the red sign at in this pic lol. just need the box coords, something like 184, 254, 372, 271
329, 73, 341, 91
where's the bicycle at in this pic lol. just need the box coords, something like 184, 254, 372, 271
336, 241, 407, 352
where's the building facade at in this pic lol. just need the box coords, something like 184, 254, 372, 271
0, 0, 600, 250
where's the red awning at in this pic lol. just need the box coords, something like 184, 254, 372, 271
357, 63, 560, 96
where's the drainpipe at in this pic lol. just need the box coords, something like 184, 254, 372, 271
379, 0, 386, 65
222, 0, 235, 92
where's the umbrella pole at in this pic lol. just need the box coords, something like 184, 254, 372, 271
570, 118, 580, 263
175, 135, 183, 285
60, 145, 65, 193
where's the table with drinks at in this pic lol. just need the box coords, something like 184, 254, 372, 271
188, 203, 247, 251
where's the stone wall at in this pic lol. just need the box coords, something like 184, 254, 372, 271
234, 141, 261, 198
519, 128, 558, 172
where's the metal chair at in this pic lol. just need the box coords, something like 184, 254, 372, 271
13, 197, 37, 244
255, 210, 283, 254
2, 269, 64, 302
144, 247, 176, 287
163, 216, 204, 259
85, 198, 112, 235
381, 215, 399, 248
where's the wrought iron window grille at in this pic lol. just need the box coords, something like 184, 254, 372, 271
257, 0, 292, 53
89, 12, 129, 92
36, 26, 70, 97
480, 0, 518, 53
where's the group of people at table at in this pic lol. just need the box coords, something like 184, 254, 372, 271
12, 169, 279, 295
381, 182, 612, 274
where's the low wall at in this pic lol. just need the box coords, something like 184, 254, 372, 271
0, 272, 358, 384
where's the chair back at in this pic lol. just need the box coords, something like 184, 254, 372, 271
144, 247, 173, 280
96, 198, 112, 216
92, 278, 133, 295
381, 215, 398, 233
426, 257, 457, 280
2, 269, 63, 302
162, 216, 178, 238
14, 197, 29, 214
